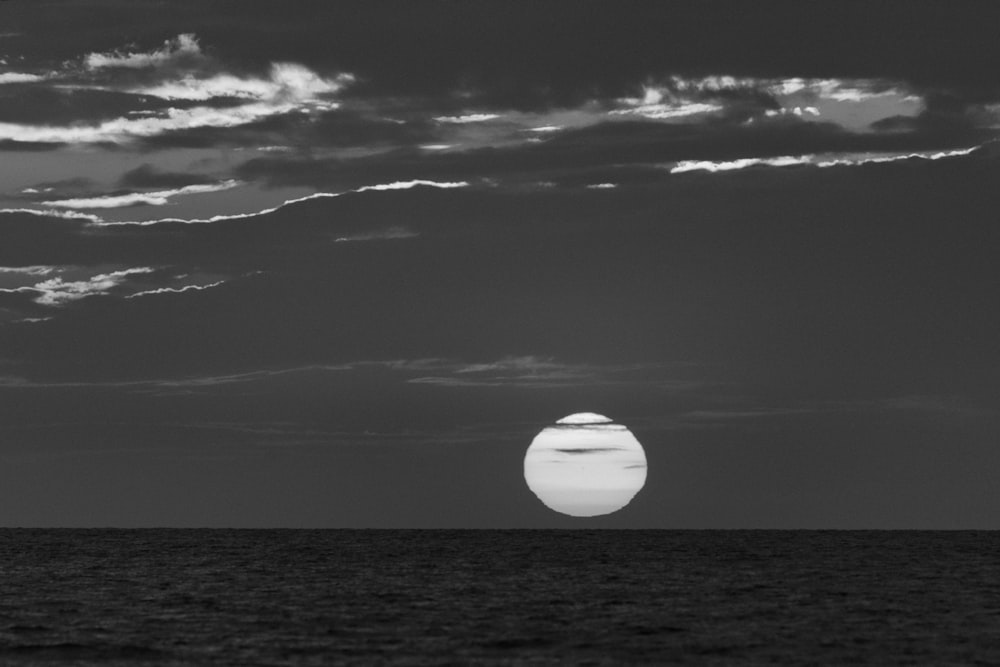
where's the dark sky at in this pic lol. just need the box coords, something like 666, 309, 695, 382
1, 0, 999, 527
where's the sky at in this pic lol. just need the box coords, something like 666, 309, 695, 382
1, 0, 999, 527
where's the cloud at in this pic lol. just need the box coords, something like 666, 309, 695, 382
764, 106, 821, 118
610, 88, 723, 120
813, 146, 980, 166
0, 208, 103, 223
0, 357, 697, 394
434, 113, 502, 123
407, 356, 696, 390
1, 267, 154, 306
672, 155, 813, 173
0, 35, 353, 145
0, 102, 316, 144
0, 266, 57, 277
334, 226, 418, 243
129, 63, 352, 102
0, 72, 46, 84
125, 279, 227, 300
670, 146, 981, 174
553, 447, 627, 454
354, 179, 468, 193
602, 76, 926, 131
84, 34, 204, 70
47, 179, 470, 227
40, 181, 241, 209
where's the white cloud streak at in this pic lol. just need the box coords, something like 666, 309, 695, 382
433, 113, 502, 123
40, 180, 241, 209
672, 155, 812, 173
813, 147, 979, 167
82, 180, 469, 226
84, 34, 203, 70
0, 208, 103, 223
0, 100, 315, 144
0, 266, 57, 276
0, 268, 155, 306
125, 280, 227, 299
130, 63, 352, 102
0, 35, 352, 144
354, 179, 468, 193
671, 146, 981, 174
0, 72, 45, 84
610, 100, 722, 120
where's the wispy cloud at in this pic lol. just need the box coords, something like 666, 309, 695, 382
0, 356, 699, 393
83, 33, 204, 70
610, 87, 723, 120
434, 113, 502, 124
671, 155, 814, 173
0, 266, 57, 277
0, 34, 353, 145
407, 356, 698, 390
125, 279, 227, 299
0, 72, 45, 84
0, 265, 238, 312
0, 208, 103, 223
0, 267, 154, 306
0, 101, 321, 144
354, 179, 468, 193
649, 75, 925, 130
129, 63, 352, 102
40, 180, 240, 209
60, 179, 468, 226
670, 146, 981, 174
333, 226, 418, 243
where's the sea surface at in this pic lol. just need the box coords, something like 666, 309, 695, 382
0, 530, 998, 665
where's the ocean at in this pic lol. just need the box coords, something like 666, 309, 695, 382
0, 530, 997, 665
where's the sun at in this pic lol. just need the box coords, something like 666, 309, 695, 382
523, 413, 647, 517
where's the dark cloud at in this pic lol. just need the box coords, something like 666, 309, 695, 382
554, 448, 626, 454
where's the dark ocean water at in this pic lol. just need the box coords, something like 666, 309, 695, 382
0, 530, 998, 665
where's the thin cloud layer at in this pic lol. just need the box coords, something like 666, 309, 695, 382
0, 261, 236, 314
65, 179, 469, 226
83, 33, 204, 70
1, 23, 996, 228
670, 146, 980, 174
0, 72, 45, 84
129, 63, 352, 102
126, 279, 228, 300
40, 180, 240, 209
0, 34, 352, 146
0, 267, 154, 306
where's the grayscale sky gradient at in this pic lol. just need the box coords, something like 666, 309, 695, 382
1, 0, 999, 527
